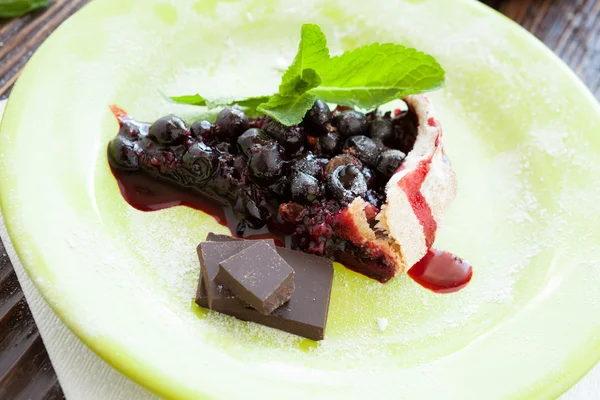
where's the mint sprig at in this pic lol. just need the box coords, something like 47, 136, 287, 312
312, 43, 445, 109
170, 24, 445, 126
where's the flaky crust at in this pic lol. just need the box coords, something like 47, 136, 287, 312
335, 95, 457, 279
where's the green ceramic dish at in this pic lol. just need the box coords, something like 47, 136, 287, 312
1, 0, 600, 398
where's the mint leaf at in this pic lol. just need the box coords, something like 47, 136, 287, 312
168, 24, 446, 126
310, 43, 445, 109
279, 24, 329, 96
170, 94, 272, 109
213, 95, 272, 109
170, 94, 206, 106
281, 68, 322, 97
257, 93, 316, 126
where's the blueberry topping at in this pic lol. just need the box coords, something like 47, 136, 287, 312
183, 141, 218, 183
292, 153, 322, 177
215, 141, 235, 154
279, 202, 308, 224
269, 177, 289, 198
215, 107, 249, 140
334, 110, 367, 137
376, 150, 406, 178
291, 172, 321, 204
343, 135, 380, 166
233, 189, 267, 229
237, 128, 272, 155
361, 167, 376, 188
394, 110, 419, 153
233, 155, 248, 178
369, 119, 395, 144
323, 154, 362, 177
304, 99, 331, 135
248, 144, 284, 184
118, 120, 149, 140
326, 165, 368, 204
190, 120, 213, 140
149, 115, 188, 144
108, 136, 139, 170
263, 117, 305, 152
317, 131, 341, 155
108, 100, 424, 272
212, 170, 239, 199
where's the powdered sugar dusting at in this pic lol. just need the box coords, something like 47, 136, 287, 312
2, 0, 599, 395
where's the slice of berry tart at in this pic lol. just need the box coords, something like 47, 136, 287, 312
107, 94, 457, 283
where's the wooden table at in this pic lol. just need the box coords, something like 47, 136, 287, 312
0, 0, 598, 398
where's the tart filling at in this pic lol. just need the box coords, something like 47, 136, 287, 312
107, 95, 456, 283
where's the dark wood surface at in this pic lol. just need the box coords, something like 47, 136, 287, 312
0, 0, 598, 399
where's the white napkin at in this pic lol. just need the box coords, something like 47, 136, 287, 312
0, 99, 155, 400
0, 99, 597, 399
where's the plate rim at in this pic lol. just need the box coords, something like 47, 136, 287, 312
1, 0, 600, 399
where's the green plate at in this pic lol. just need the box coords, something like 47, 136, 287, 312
1, 0, 600, 398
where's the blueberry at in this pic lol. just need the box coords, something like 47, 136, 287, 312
190, 120, 213, 140
183, 141, 218, 183
292, 153, 322, 177
334, 110, 367, 137
234, 189, 267, 229
323, 154, 362, 177
233, 155, 247, 178
248, 144, 284, 184
376, 150, 406, 178
237, 128, 272, 155
369, 119, 394, 144
291, 172, 321, 204
212, 169, 239, 199
317, 131, 341, 155
304, 99, 331, 136
149, 115, 188, 144
263, 117, 305, 152
269, 177, 289, 198
394, 110, 419, 153
118, 120, 150, 140
326, 165, 368, 204
361, 167, 376, 188
343, 135, 381, 166
215, 107, 249, 140
216, 141, 235, 154
108, 136, 139, 170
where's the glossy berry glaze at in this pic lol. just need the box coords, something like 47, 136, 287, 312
408, 249, 473, 293
107, 101, 471, 292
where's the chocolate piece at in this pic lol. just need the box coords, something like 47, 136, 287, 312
195, 233, 243, 306
198, 240, 275, 309
205, 232, 242, 242
198, 247, 333, 341
196, 278, 209, 308
215, 242, 295, 315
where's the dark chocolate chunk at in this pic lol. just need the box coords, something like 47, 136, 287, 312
205, 232, 242, 242
199, 248, 333, 341
198, 240, 276, 309
196, 278, 208, 308
215, 242, 295, 315
195, 233, 243, 306
195, 234, 334, 340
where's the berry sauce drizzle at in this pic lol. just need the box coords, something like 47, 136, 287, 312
112, 169, 289, 247
408, 249, 473, 293
397, 159, 437, 249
